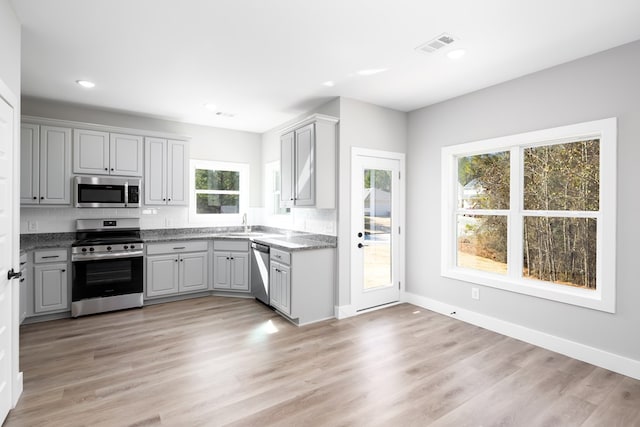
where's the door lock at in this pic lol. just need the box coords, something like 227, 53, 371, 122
357, 232, 363, 238
7, 268, 22, 280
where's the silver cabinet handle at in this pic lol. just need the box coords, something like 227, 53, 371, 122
173, 247, 186, 250
41, 255, 59, 259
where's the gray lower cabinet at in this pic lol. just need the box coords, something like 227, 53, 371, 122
146, 241, 208, 298
32, 249, 69, 314
269, 247, 335, 325
270, 261, 291, 315
212, 240, 250, 292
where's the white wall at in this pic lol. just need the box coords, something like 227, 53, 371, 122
260, 98, 340, 235
21, 97, 262, 232
337, 97, 407, 306
0, 0, 20, 97
407, 40, 640, 361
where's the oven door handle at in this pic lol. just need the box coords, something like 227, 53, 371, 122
72, 251, 144, 262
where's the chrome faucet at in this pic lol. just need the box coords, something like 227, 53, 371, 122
242, 213, 250, 233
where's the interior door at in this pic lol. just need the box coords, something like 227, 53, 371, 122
351, 150, 403, 311
0, 94, 15, 423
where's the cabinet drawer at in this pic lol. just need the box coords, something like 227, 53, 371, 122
270, 248, 291, 265
213, 240, 249, 252
34, 249, 68, 263
147, 241, 208, 255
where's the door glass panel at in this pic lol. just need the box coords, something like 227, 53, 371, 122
363, 169, 392, 289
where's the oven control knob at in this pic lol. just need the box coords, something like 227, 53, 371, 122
89, 247, 95, 252
124, 245, 129, 250
130, 245, 135, 249
107, 246, 112, 251
82, 248, 87, 252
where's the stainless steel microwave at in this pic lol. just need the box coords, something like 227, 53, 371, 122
74, 176, 141, 208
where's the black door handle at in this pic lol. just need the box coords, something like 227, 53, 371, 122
357, 243, 364, 249
7, 268, 22, 280
357, 232, 363, 238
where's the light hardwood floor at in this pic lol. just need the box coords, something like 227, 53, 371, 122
5, 297, 640, 426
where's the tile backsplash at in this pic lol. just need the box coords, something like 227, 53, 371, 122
21, 206, 337, 236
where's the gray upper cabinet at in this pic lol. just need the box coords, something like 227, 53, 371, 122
21, 123, 72, 205
73, 129, 143, 176
144, 137, 188, 205
20, 123, 40, 205
280, 114, 338, 209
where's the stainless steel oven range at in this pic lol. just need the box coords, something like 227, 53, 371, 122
71, 218, 144, 317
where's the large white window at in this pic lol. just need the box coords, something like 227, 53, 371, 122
189, 160, 249, 223
441, 118, 616, 312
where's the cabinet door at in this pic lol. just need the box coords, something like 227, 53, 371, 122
40, 126, 72, 205
294, 123, 315, 206
270, 262, 291, 315
146, 254, 179, 297
213, 252, 231, 290
179, 252, 208, 293
167, 140, 187, 205
110, 133, 143, 177
20, 124, 40, 205
34, 263, 68, 313
280, 131, 294, 208
144, 137, 167, 205
73, 129, 110, 175
230, 252, 249, 291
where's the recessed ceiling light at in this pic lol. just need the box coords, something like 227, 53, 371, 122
356, 68, 388, 76
203, 103, 217, 111
447, 49, 466, 60
76, 80, 95, 88
322, 81, 335, 87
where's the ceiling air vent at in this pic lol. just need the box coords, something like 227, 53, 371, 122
416, 33, 458, 54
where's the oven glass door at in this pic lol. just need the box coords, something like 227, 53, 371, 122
77, 183, 125, 204
72, 256, 143, 301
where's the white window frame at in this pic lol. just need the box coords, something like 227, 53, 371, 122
189, 159, 249, 224
441, 118, 617, 313
264, 160, 291, 218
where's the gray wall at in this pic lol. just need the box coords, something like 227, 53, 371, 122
407, 40, 640, 360
0, 0, 20, 97
338, 97, 407, 306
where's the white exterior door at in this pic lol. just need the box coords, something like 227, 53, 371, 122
351, 149, 405, 311
0, 91, 17, 423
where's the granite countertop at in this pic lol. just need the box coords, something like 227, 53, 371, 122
141, 227, 336, 251
21, 227, 336, 252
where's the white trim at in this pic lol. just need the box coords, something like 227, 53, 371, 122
402, 292, 640, 381
278, 113, 339, 134
334, 305, 357, 319
188, 159, 249, 225
0, 78, 23, 413
22, 115, 191, 141
441, 118, 617, 313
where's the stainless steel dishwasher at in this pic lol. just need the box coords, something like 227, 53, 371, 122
251, 242, 270, 305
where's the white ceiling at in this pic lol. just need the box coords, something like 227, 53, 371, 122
11, 0, 640, 133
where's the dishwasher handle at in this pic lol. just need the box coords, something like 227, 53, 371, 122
251, 242, 270, 253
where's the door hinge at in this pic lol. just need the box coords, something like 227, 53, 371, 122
398, 281, 401, 289
398, 226, 401, 235
398, 171, 401, 180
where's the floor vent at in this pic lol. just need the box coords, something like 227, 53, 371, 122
416, 33, 458, 54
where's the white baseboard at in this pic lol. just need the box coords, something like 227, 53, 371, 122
335, 305, 357, 319
402, 291, 640, 381
12, 371, 23, 407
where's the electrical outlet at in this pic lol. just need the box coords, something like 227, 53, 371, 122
28, 221, 38, 232
471, 287, 480, 300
